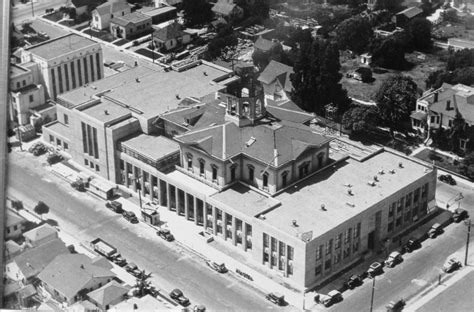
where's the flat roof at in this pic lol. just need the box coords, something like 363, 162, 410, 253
44, 120, 72, 138
80, 99, 131, 123
210, 183, 280, 218
121, 134, 179, 161
165, 170, 217, 197
10, 63, 29, 78
28, 18, 70, 40
59, 63, 231, 120
26, 34, 99, 60
263, 150, 433, 239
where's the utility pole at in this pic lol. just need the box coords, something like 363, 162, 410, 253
465, 219, 471, 266
30, 0, 34, 17
369, 276, 375, 312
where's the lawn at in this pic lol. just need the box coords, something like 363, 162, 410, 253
135, 48, 162, 60
412, 148, 463, 175
83, 29, 114, 42
42, 11, 63, 23
113, 39, 130, 46
340, 50, 446, 102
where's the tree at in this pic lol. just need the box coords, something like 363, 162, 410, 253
373, 0, 404, 12
12, 200, 24, 211
291, 39, 350, 117
182, 0, 213, 27
342, 105, 380, 134
134, 270, 152, 298
375, 75, 418, 137
369, 37, 406, 70
335, 16, 374, 54
205, 25, 238, 60
441, 8, 458, 23
406, 18, 432, 51
34, 201, 49, 219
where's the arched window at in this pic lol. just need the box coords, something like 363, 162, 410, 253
199, 158, 205, 176
211, 164, 218, 182
262, 172, 269, 189
230, 164, 238, 182
186, 153, 193, 171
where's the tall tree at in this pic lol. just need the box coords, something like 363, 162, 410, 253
375, 75, 418, 137
291, 39, 350, 117
182, 0, 213, 27
335, 16, 373, 54
373, 0, 404, 12
342, 105, 379, 134
369, 37, 406, 70
34, 201, 50, 220
406, 18, 432, 51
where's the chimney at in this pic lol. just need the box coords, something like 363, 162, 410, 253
292, 220, 298, 227
446, 100, 451, 111
104, 110, 109, 115
321, 204, 326, 211
434, 91, 439, 102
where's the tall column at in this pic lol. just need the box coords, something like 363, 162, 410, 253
176, 188, 180, 215
140, 171, 146, 199
203, 203, 208, 230
284, 246, 289, 277
223, 213, 228, 241
194, 197, 198, 225
232, 216, 237, 246
184, 193, 190, 220
242, 222, 248, 251
212, 206, 217, 235
125, 162, 130, 188
166, 183, 171, 210
132, 166, 138, 192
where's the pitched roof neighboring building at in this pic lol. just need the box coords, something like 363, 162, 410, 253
87, 281, 130, 307
38, 254, 115, 301
110, 11, 151, 27
12, 238, 69, 280
212, 0, 237, 16
153, 22, 186, 41
24, 34, 98, 61
95, 0, 130, 16
396, 6, 423, 18
23, 223, 58, 243
258, 60, 293, 93
266, 99, 314, 124
427, 83, 474, 124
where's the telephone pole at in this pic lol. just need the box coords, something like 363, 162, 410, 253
369, 276, 376, 312
30, 0, 34, 17
465, 219, 471, 266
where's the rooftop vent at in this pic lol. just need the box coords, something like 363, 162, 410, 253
389, 169, 396, 174
368, 181, 376, 186
399, 162, 404, 168
292, 220, 298, 227
373, 176, 379, 182
321, 204, 326, 211
175, 94, 180, 99
346, 202, 355, 207
203, 71, 208, 76
104, 110, 109, 115
245, 137, 256, 147
347, 189, 354, 196
344, 183, 353, 188
259, 215, 266, 220
135, 78, 140, 83
80, 264, 85, 269
378, 170, 385, 175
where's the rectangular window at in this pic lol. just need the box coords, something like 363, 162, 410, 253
287, 246, 294, 260
404, 211, 411, 222
271, 237, 277, 251
64, 114, 69, 125
77, 59, 82, 85
325, 259, 331, 270
51, 68, 57, 98
64, 63, 69, 91
90, 55, 94, 81
397, 198, 404, 212
335, 233, 342, 249
263, 233, 269, 247
354, 223, 361, 238
70, 62, 76, 89
92, 127, 98, 159
389, 205, 394, 217
248, 166, 254, 182
49, 135, 54, 143
96, 53, 101, 79
405, 193, 412, 207
315, 265, 322, 276
279, 241, 286, 256
84, 57, 89, 84
81, 122, 88, 153
326, 239, 333, 255
199, 160, 205, 175
344, 228, 352, 243
422, 183, 428, 198
87, 124, 93, 156
353, 241, 360, 253
84, 159, 89, 166
212, 166, 217, 181
57, 66, 63, 94
396, 217, 402, 227
29, 94, 34, 102
414, 188, 420, 202
56, 138, 61, 146
231, 166, 236, 181
95, 164, 100, 172
343, 246, 350, 259
64, 142, 69, 150
334, 251, 341, 264
316, 245, 323, 260
388, 222, 393, 232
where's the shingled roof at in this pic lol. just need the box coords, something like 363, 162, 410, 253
153, 22, 186, 42
258, 60, 293, 93
95, 0, 130, 16
212, 0, 237, 16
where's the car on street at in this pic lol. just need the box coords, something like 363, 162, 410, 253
170, 288, 190, 306
402, 238, 421, 253
438, 174, 456, 185
316, 290, 343, 307
206, 260, 227, 273
122, 210, 139, 223
105, 200, 123, 213
385, 251, 403, 268
146, 286, 160, 298
156, 228, 174, 241
367, 262, 383, 278
386, 299, 406, 312
266, 292, 285, 306
443, 258, 462, 273
125, 262, 141, 276
428, 223, 442, 238
110, 253, 127, 267
193, 305, 206, 312
452, 208, 469, 223
344, 274, 362, 289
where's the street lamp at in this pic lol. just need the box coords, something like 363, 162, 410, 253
369, 276, 376, 312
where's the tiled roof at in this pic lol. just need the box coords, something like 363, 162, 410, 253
87, 281, 130, 307
38, 254, 115, 300
153, 22, 185, 41
23, 223, 57, 243
266, 100, 314, 124
212, 0, 237, 16
111, 12, 151, 27
258, 60, 293, 92
427, 84, 474, 124
13, 238, 69, 280
95, 0, 130, 16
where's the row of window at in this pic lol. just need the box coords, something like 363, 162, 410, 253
388, 184, 428, 217
49, 135, 69, 151
315, 241, 360, 276
316, 223, 361, 262
81, 122, 99, 159
388, 201, 427, 232
263, 233, 294, 275
84, 158, 100, 172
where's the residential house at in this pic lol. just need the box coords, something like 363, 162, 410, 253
110, 12, 152, 39
394, 6, 423, 28
68, 0, 95, 16
411, 83, 474, 151
69, 300, 101, 312
5, 210, 26, 239
5, 240, 24, 259
91, 0, 131, 30
23, 223, 58, 247
4, 238, 69, 283
212, 0, 244, 22
152, 22, 192, 51
86, 281, 130, 310
257, 60, 293, 104
113, 295, 166, 312
140, 5, 177, 25
253, 36, 280, 54
38, 254, 116, 305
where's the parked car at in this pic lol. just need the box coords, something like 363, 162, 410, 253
122, 210, 138, 223
206, 260, 227, 273
266, 292, 285, 306
438, 174, 456, 185
385, 251, 403, 268
386, 299, 406, 312
344, 274, 362, 289
169, 289, 190, 306
157, 228, 174, 241
316, 290, 343, 307
125, 262, 138, 273
402, 238, 421, 253
428, 223, 442, 238
71, 180, 85, 191
193, 305, 206, 312
443, 258, 462, 273
106, 200, 123, 213
367, 262, 383, 278
452, 208, 469, 223
110, 253, 127, 267
146, 286, 160, 298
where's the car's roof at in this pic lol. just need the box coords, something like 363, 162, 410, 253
389, 251, 401, 257
328, 290, 341, 296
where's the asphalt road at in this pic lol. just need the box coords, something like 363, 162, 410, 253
7, 150, 293, 312
324, 179, 474, 312
12, 0, 67, 25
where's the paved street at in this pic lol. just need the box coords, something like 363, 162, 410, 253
7, 149, 294, 312
12, 0, 67, 25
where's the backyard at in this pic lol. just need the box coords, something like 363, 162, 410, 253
413, 147, 465, 176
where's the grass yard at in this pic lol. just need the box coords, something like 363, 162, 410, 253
340, 50, 446, 102
412, 148, 463, 174
83, 29, 115, 42
42, 11, 63, 22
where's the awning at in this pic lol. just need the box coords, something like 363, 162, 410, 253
410, 111, 427, 120
89, 178, 116, 193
